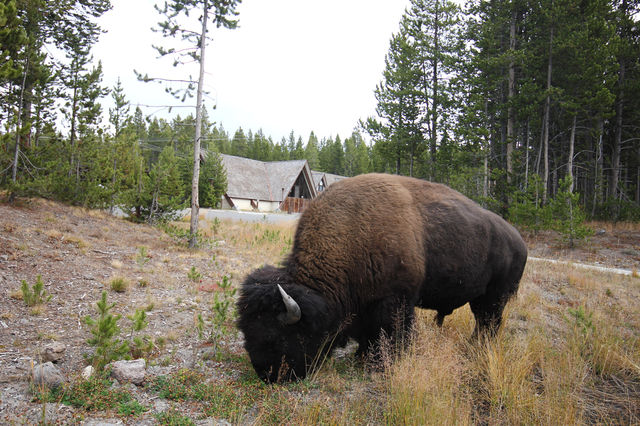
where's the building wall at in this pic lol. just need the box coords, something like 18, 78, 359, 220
223, 197, 281, 212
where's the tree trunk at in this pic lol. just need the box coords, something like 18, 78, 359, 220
524, 120, 530, 190
189, 0, 208, 248
12, 58, 29, 183
609, 58, 624, 200
567, 114, 576, 192
592, 118, 604, 216
430, 0, 439, 163
69, 79, 79, 176
542, 25, 553, 204
483, 99, 489, 200
483, 148, 489, 200
506, 9, 516, 185
409, 138, 414, 177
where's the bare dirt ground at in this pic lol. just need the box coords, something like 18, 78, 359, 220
524, 224, 640, 272
0, 198, 280, 424
0, 197, 638, 424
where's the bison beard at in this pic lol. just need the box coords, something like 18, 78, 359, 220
237, 173, 528, 383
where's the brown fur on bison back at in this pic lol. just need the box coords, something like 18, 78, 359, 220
287, 173, 527, 320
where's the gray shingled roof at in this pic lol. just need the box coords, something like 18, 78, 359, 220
323, 172, 345, 186
311, 171, 326, 184
220, 154, 316, 202
311, 170, 345, 189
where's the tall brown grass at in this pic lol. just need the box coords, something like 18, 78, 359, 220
377, 262, 640, 424
587, 220, 640, 232
171, 216, 639, 424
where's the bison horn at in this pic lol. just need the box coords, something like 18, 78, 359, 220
277, 284, 301, 325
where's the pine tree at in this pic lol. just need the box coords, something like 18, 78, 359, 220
140, 0, 241, 248
549, 176, 592, 248
0, 0, 24, 87
147, 145, 186, 223
4, 0, 111, 187
231, 127, 248, 157
292, 136, 305, 160
84, 291, 130, 371
404, 0, 464, 178
199, 151, 227, 208
305, 131, 320, 170
371, 29, 421, 175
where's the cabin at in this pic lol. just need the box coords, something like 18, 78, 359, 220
311, 171, 345, 193
219, 154, 317, 213
311, 171, 328, 193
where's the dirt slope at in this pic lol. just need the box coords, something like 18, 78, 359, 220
0, 198, 262, 424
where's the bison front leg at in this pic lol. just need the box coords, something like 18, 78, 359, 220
434, 308, 453, 327
355, 298, 415, 360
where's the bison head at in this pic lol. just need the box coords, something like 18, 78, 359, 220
237, 265, 334, 382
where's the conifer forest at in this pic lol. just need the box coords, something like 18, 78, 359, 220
1, 0, 639, 226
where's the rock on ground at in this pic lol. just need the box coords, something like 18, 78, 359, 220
108, 359, 146, 385
42, 342, 66, 363
31, 362, 65, 389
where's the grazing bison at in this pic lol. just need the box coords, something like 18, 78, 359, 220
237, 173, 527, 382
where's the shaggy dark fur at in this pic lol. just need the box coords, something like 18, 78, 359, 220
237, 173, 528, 382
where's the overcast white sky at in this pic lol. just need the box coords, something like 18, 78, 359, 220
94, 0, 410, 143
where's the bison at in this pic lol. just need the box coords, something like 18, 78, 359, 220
237, 173, 527, 382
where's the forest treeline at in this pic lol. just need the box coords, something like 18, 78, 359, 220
1, 0, 639, 225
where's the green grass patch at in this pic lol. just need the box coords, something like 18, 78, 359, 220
148, 368, 265, 420
155, 408, 196, 425
32, 375, 138, 412
117, 399, 148, 417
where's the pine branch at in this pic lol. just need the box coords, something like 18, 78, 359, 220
134, 69, 197, 85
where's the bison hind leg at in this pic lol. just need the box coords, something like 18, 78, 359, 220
469, 291, 511, 339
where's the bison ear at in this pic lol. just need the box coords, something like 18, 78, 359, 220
277, 284, 301, 325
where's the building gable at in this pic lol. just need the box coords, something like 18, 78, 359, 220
219, 154, 317, 208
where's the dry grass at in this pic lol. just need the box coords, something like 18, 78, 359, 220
239, 258, 640, 424
108, 276, 130, 293
587, 220, 640, 232
378, 262, 639, 424
165, 216, 639, 424
63, 234, 89, 250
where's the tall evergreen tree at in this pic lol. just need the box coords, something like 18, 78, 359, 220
404, 0, 464, 177
305, 131, 320, 170
143, 0, 241, 247
370, 30, 421, 175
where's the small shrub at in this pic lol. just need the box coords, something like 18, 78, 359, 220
65, 235, 88, 249
110, 277, 129, 293
187, 266, 201, 283
127, 308, 154, 359
136, 246, 150, 270
204, 275, 237, 359
567, 305, 594, 335
155, 336, 167, 349
21, 275, 52, 307
210, 217, 221, 237
549, 177, 593, 248
84, 291, 130, 370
